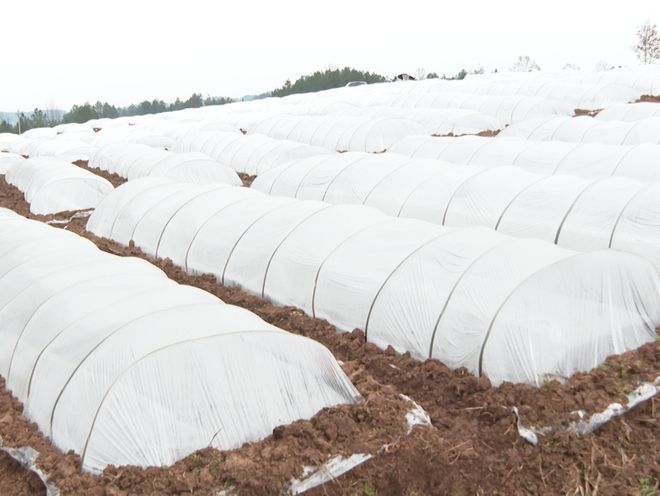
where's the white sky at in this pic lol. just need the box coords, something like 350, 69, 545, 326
2, 0, 659, 110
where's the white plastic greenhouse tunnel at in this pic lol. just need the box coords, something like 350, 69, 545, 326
415, 67, 660, 98
88, 143, 242, 185
87, 178, 660, 387
349, 92, 573, 124
251, 152, 660, 271
0, 152, 25, 174
449, 81, 641, 110
247, 102, 504, 136
500, 116, 660, 145
0, 208, 359, 473
84, 127, 175, 150
568, 67, 660, 95
321, 106, 504, 136
596, 102, 660, 121
5, 157, 113, 214
249, 114, 426, 152
171, 131, 331, 174
0, 133, 23, 152
388, 135, 660, 181
19, 138, 98, 162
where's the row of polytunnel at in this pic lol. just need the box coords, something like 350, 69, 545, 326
171, 130, 330, 174
87, 178, 660, 387
250, 114, 426, 152
251, 152, 660, 270
0, 152, 24, 174
0, 208, 358, 473
5, 157, 113, 214
501, 116, 660, 145
88, 143, 242, 185
596, 102, 660, 121
389, 135, 660, 181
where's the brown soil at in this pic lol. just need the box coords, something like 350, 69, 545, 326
574, 108, 601, 117
0, 451, 47, 496
637, 95, 660, 103
238, 172, 257, 187
0, 175, 658, 495
431, 129, 501, 138
72, 160, 127, 188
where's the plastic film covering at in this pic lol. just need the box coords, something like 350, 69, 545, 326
88, 180, 660, 386
500, 116, 660, 145
0, 208, 359, 473
88, 143, 241, 185
307, 106, 503, 136
250, 114, 426, 152
19, 138, 98, 162
596, 102, 660, 122
565, 67, 660, 95
4, 157, 113, 214
388, 135, 660, 181
0, 133, 23, 152
445, 81, 640, 110
253, 153, 660, 270
0, 152, 25, 174
351, 92, 573, 124
171, 131, 331, 174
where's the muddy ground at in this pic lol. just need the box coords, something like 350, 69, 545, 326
432, 130, 501, 138
72, 160, 128, 188
237, 172, 257, 187
0, 175, 658, 495
638, 95, 660, 104
574, 108, 601, 117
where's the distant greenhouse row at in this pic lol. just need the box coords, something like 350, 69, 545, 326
252, 152, 660, 270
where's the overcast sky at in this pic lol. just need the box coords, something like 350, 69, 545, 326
2, 0, 659, 110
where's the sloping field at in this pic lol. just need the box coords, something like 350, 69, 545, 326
0, 67, 659, 495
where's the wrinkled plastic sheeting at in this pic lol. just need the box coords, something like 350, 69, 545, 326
400, 394, 432, 435
571, 377, 659, 435
45, 210, 93, 226
288, 454, 373, 495
514, 377, 659, 446
0, 444, 60, 496
285, 394, 431, 494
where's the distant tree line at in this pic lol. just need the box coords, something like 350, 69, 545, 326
271, 67, 389, 97
0, 93, 234, 134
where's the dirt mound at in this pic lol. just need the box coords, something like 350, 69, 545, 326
574, 108, 601, 117
72, 160, 127, 188
0, 452, 47, 496
431, 129, 501, 138
0, 174, 658, 495
238, 172, 257, 187
637, 95, 660, 103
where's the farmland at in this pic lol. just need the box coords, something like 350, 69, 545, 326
0, 67, 659, 495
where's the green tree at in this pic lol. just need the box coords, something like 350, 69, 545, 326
0, 120, 15, 133
271, 67, 388, 97
63, 103, 99, 124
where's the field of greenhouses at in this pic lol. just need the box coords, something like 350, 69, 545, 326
0, 67, 659, 495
